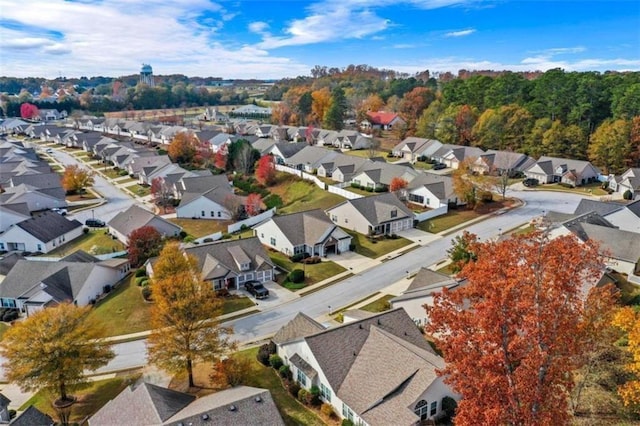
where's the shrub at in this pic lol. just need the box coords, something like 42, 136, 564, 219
209, 357, 252, 388
264, 194, 283, 209
624, 189, 633, 200
297, 388, 309, 404
321, 403, 336, 418
89, 298, 96, 305
389, 233, 398, 239
221, 233, 232, 240
141, 279, 149, 287
269, 354, 283, 370
365, 186, 373, 192
480, 191, 493, 202
83, 227, 90, 234
103, 284, 112, 294
135, 276, 146, 286
374, 186, 387, 193
350, 182, 362, 190
309, 385, 321, 406
2, 310, 19, 322
135, 268, 147, 277
302, 256, 321, 264
288, 269, 305, 283
256, 344, 272, 366
342, 420, 354, 426
349, 243, 356, 251
8, 410, 16, 420
442, 396, 458, 419
183, 235, 196, 243
290, 253, 310, 262
278, 365, 291, 380
141, 286, 152, 301
118, 169, 128, 176
287, 381, 301, 398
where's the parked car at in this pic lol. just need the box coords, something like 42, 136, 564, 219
52, 207, 68, 216
45, 148, 54, 153
85, 218, 106, 227
244, 280, 269, 299
523, 178, 539, 187
433, 163, 447, 170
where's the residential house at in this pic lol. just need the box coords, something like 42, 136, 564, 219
0, 211, 83, 254
175, 174, 236, 220
0, 203, 30, 233
432, 144, 484, 169
146, 237, 275, 291
361, 111, 406, 130
0, 393, 10, 423
108, 205, 182, 244
254, 125, 274, 138
286, 146, 338, 173
524, 156, 600, 186
0, 251, 130, 315
0, 118, 29, 135
232, 105, 272, 117
254, 209, 352, 257
317, 154, 368, 183
336, 131, 373, 150
350, 162, 419, 192
10, 172, 65, 200
273, 308, 456, 425
9, 406, 54, 426
200, 106, 229, 123
316, 130, 340, 147
405, 172, 458, 208
392, 137, 443, 162
389, 268, 465, 326
610, 168, 640, 199
0, 184, 66, 214
89, 383, 283, 426
604, 200, 640, 234
267, 142, 308, 164
326, 192, 415, 235
37, 109, 67, 121
472, 150, 535, 176
126, 155, 171, 178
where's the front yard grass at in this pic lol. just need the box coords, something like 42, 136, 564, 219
417, 199, 516, 234
0, 322, 9, 341
343, 149, 389, 159
86, 275, 152, 337
19, 374, 140, 423
48, 229, 124, 256
269, 251, 347, 288
100, 167, 124, 179
124, 183, 151, 197
346, 230, 412, 258
269, 175, 345, 214
168, 218, 232, 238
233, 347, 326, 426
541, 182, 608, 196
359, 294, 394, 313
221, 295, 256, 314
66, 192, 98, 201
412, 161, 434, 170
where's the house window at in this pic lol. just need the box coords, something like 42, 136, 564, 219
0, 243, 4, 250
294, 246, 305, 255
320, 383, 332, 402
217, 211, 221, 217
270, 237, 276, 246
408, 194, 424, 204
211, 211, 215, 217
430, 401, 437, 416
390, 209, 397, 218
201, 210, 205, 217
297, 370, 307, 387
344, 218, 348, 224
331, 215, 337, 222
342, 403, 354, 421
414, 400, 428, 420
37, 244, 42, 251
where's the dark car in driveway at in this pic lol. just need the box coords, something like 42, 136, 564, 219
523, 178, 539, 187
244, 280, 269, 299
85, 218, 106, 227
433, 163, 447, 170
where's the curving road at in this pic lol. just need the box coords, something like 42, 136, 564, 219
90, 188, 588, 374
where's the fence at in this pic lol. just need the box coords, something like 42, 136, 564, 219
275, 164, 326, 190
195, 232, 223, 244
327, 184, 363, 200
413, 205, 448, 222
25, 250, 128, 262
227, 208, 276, 233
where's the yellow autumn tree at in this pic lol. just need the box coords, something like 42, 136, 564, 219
147, 242, 236, 388
61, 164, 95, 194
612, 306, 640, 407
311, 87, 331, 125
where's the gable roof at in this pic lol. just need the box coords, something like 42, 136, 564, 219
329, 193, 414, 227
90, 382, 195, 425
272, 312, 325, 345
304, 308, 436, 391
564, 219, 640, 263
573, 199, 624, 217
261, 209, 351, 247
338, 326, 444, 425
108, 205, 182, 238
366, 111, 401, 126
10, 405, 54, 426
14, 211, 82, 242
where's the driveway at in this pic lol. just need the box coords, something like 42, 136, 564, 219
329, 250, 377, 272
396, 228, 442, 245
240, 280, 299, 310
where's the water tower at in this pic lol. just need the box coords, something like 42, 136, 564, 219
140, 63, 154, 87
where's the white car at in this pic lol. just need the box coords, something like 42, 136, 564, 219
52, 208, 68, 216
45, 148, 54, 153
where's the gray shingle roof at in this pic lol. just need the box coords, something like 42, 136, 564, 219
304, 308, 436, 392
573, 199, 624, 217
108, 205, 181, 239
16, 211, 82, 242
331, 193, 414, 227
272, 312, 325, 345
290, 353, 318, 379
10, 405, 54, 426
406, 267, 455, 292
565, 221, 640, 263
263, 209, 351, 247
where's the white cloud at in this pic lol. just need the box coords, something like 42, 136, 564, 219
248, 21, 270, 35
444, 28, 476, 37
0, 0, 309, 79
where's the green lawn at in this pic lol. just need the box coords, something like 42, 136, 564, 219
541, 182, 608, 196
19, 375, 140, 423
233, 347, 325, 426
270, 175, 345, 214
169, 218, 232, 238
124, 184, 151, 196
359, 294, 394, 313
346, 230, 412, 258
416, 208, 484, 234
344, 149, 389, 159
269, 251, 347, 287
86, 275, 152, 337
49, 230, 125, 256
412, 161, 435, 170
221, 295, 256, 314
347, 186, 379, 197
511, 224, 536, 236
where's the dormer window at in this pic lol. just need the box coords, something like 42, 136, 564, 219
240, 262, 250, 271
391, 209, 397, 218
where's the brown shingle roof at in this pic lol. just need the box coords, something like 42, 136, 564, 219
272, 312, 324, 345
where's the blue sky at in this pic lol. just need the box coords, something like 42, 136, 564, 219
0, 0, 638, 79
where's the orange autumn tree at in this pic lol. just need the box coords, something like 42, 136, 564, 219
426, 231, 616, 425
255, 155, 276, 186
389, 176, 408, 197
612, 307, 640, 408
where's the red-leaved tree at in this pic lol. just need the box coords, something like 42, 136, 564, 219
255, 155, 276, 186
245, 193, 263, 216
389, 176, 408, 195
426, 231, 616, 425
20, 103, 39, 120
214, 145, 228, 170
127, 226, 163, 267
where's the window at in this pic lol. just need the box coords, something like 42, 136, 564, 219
201, 210, 205, 217
0, 243, 5, 250
408, 194, 424, 204
217, 211, 221, 217
414, 400, 428, 420
270, 237, 276, 245
320, 383, 332, 402
390, 209, 397, 218
430, 401, 437, 416
37, 244, 42, 251
331, 215, 337, 222
297, 369, 307, 387
210, 211, 215, 217
342, 403, 354, 421
344, 218, 348, 224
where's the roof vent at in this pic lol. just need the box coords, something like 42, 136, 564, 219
201, 414, 209, 420
228, 405, 236, 412
377, 319, 381, 325
358, 324, 363, 329
255, 396, 262, 403
353, 351, 357, 356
